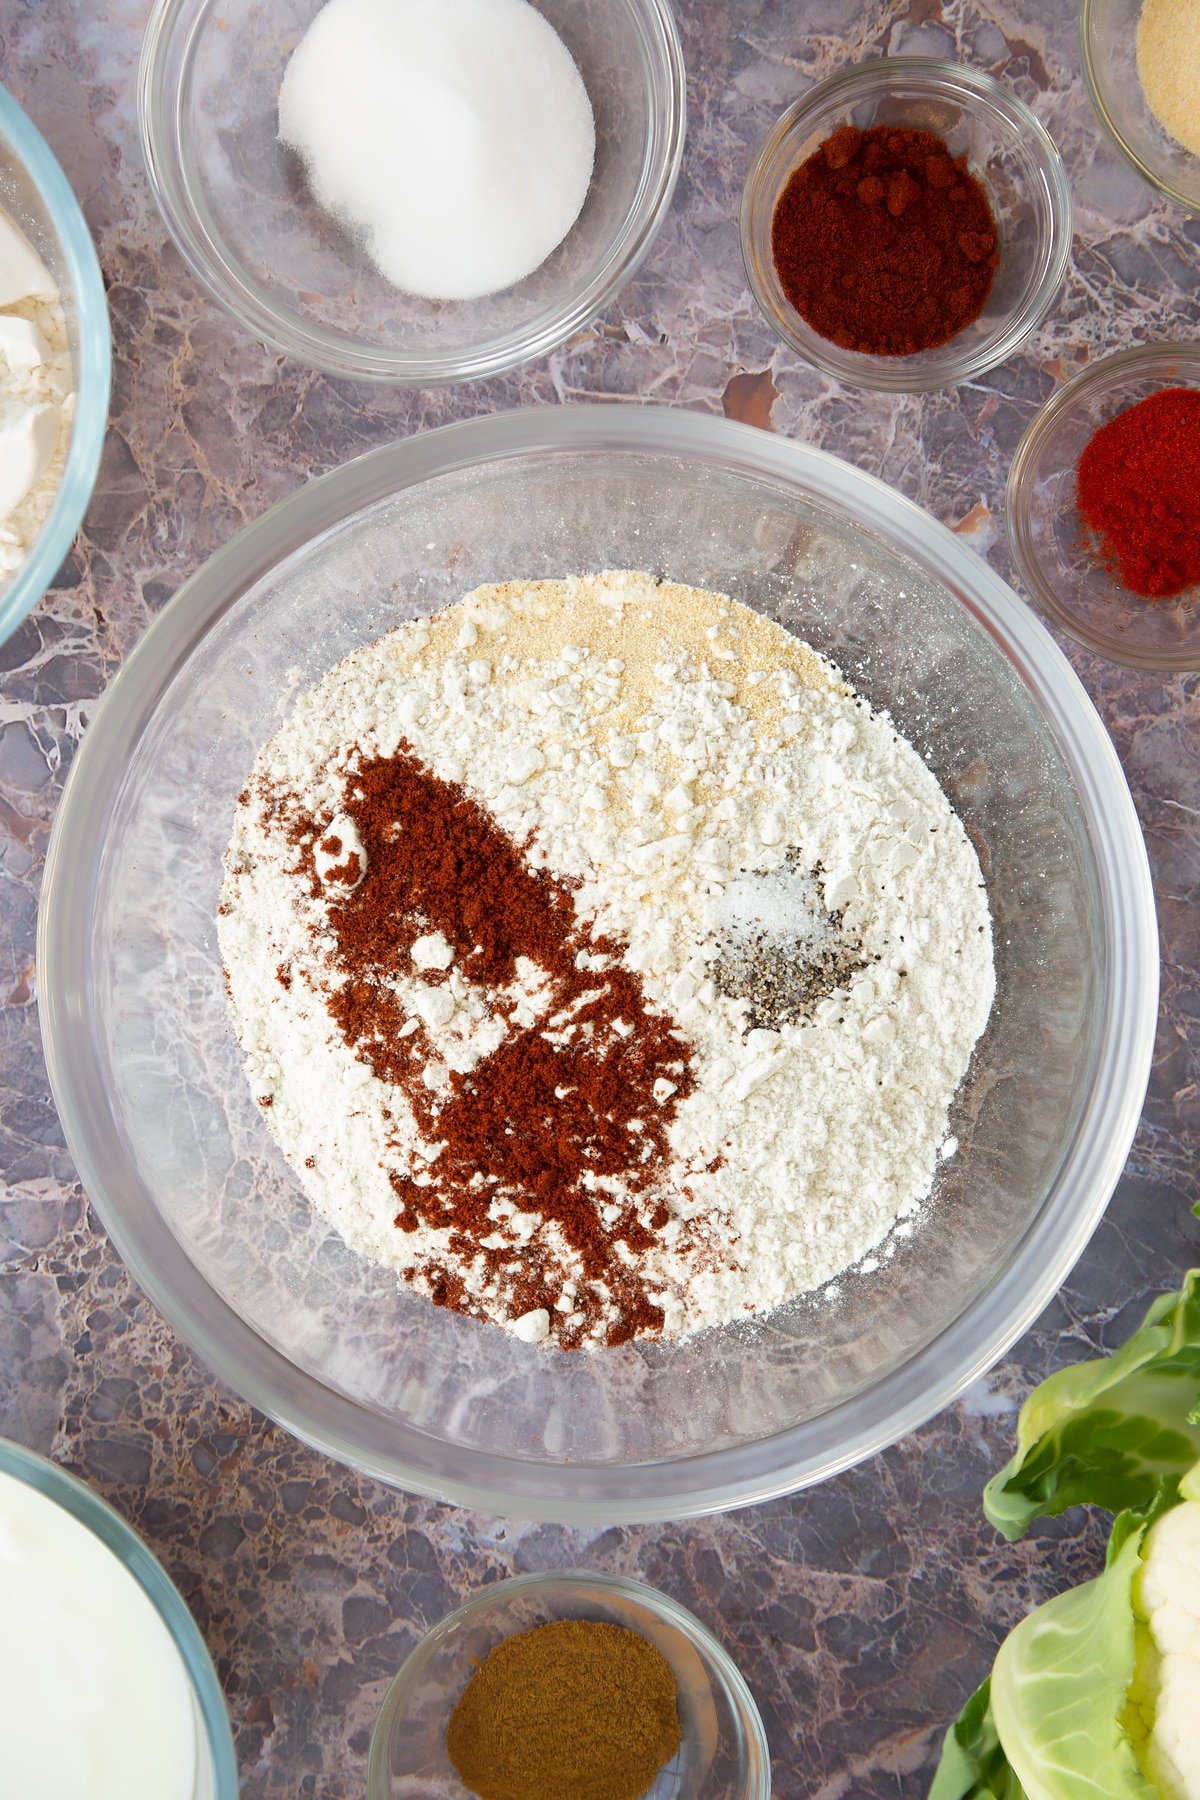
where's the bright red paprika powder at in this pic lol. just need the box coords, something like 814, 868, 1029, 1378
1075, 387, 1200, 601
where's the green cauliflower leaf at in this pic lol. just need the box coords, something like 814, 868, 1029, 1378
988, 1514, 1159, 1800
984, 1273, 1200, 1541
929, 1679, 1029, 1799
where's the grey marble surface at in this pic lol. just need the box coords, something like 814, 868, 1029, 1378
1, 1, 1199, 1795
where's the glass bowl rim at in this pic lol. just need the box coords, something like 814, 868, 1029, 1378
37, 403, 1158, 1523
135, 0, 687, 385
1079, 0, 1200, 220
1006, 340, 1200, 671
0, 1435, 238, 1796
0, 81, 112, 649
365, 1567, 772, 1800
739, 55, 1074, 396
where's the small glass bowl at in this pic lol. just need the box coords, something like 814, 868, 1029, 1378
1006, 343, 1200, 671
366, 1571, 771, 1800
0, 84, 111, 649
137, 0, 685, 385
740, 58, 1073, 394
1081, 0, 1200, 219
0, 1437, 237, 1799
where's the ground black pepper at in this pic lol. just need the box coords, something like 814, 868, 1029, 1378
711, 852, 868, 1033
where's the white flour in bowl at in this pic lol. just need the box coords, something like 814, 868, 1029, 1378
0, 210, 74, 585
219, 572, 995, 1349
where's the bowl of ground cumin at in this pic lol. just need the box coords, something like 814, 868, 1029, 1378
38, 405, 1156, 1521
366, 1570, 770, 1800
740, 59, 1073, 394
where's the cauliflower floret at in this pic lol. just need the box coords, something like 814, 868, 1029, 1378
1133, 1500, 1200, 1799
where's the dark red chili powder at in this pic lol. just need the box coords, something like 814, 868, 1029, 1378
277, 746, 697, 1349
1076, 387, 1200, 600
770, 123, 999, 356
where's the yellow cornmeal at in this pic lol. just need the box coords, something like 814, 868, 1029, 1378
1138, 0, 1200, 157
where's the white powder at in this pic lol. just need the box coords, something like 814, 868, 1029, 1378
219, 573, 996, 1349
710, 862, 835, 959
278, 0, 596, 301
0, 211, 73, 584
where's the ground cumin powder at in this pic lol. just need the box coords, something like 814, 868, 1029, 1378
445, 1618, 682, 1800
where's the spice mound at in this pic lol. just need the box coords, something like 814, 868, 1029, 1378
1137, 0, 1200, 158
445, 1618, 681, 1800
219, 572, 995, 1350
1076, 387, 1200, 600
771, 124, 1000, 357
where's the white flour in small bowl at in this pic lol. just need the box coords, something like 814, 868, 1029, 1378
219, 572, 995, 1349
0, 210, 74, 585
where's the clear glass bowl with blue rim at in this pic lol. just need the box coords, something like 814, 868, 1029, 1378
0, 83, 111, 650
0, 1435, 237, 1798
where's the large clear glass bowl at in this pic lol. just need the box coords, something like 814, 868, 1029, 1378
137, 0, 685, 384
38, 407, 1157, 1523
0, 84, 111, 648
367, 1571, 770, 1799
0, 1437, 237, 1798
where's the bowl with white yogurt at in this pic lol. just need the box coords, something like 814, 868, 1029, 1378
0, 84, 111, 650
138, 0, 685, 383
0, 1436, 237, 1800
39, 406, 1158, 1522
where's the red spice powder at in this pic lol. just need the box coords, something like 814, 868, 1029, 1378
282, 747, 697, 1348
771, 124, 999, 357
1076, 387, 1200, 600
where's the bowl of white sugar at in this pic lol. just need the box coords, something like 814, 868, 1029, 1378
137, 0, 686, 383
0, 1436, 237, 1800
0, 85, 111, 650
39, 406, 1157, 1522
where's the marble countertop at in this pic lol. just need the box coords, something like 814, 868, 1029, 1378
2, 1, 1199, 1794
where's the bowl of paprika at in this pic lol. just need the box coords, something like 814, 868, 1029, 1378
1006, 342, 1200, 670
366, 1570, 771, 1800
740, 59, 1073, 394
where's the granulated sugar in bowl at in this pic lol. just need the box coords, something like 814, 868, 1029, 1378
278, 0, 596, 301
38, 408, 1157, 1523
138, 0, 684, 382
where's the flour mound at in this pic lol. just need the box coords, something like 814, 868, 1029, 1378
218, 572, 996, 1349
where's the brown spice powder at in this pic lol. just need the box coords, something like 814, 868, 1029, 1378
771, 124, 1000, 357
277, 745, 697, 1348
445, 1618, 682, 1800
